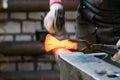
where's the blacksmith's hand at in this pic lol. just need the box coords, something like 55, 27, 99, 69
44, 0, 63, 33
112, 40, 120, 63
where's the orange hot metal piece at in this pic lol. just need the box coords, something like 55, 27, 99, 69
54, 47, 71, 56
45, 34, 78, 52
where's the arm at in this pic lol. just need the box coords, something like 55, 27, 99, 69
50, 0, 62, 6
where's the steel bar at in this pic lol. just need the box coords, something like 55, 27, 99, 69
1, 71, 60, 80
0, 0, 79, 12
0, 58, 55, 63
0, 41, 53, 56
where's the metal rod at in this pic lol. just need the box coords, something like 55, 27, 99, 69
0, 0, 79, 12
0, 41, 52, 56
1, 71, 60, 80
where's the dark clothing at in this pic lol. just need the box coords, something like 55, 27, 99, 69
76, 0, 120, 44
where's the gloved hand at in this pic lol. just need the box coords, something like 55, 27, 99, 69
112, 40, 120, 63
44, 0, 63, 33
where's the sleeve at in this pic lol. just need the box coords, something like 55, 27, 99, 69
50, 0, 62, 6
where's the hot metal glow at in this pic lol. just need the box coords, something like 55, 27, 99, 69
53, 47, 71, 59
45, 34, 78, 52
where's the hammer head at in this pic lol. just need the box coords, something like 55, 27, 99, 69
54, 8, 65, 36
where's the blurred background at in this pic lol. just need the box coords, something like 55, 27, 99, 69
0, 0, 79, 80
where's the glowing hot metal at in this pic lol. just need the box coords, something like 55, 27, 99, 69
45, 34, 78, 52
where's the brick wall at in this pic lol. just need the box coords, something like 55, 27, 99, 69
0, 11, 77, 72
0, 11, 77, 42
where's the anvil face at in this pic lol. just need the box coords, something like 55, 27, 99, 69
59, 52, 120, 80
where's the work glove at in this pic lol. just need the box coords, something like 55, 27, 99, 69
112, 40, 120, 63
44, 0, 63, 34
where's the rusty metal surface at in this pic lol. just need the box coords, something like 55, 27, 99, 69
0, 41, 52, 56
0, 0, 79, 12
59, 52, 120, 80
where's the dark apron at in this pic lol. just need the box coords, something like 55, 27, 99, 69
76, 0, 120, 44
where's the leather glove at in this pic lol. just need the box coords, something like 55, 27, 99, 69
44, 0, 63, 33
112, 40, 120, 63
